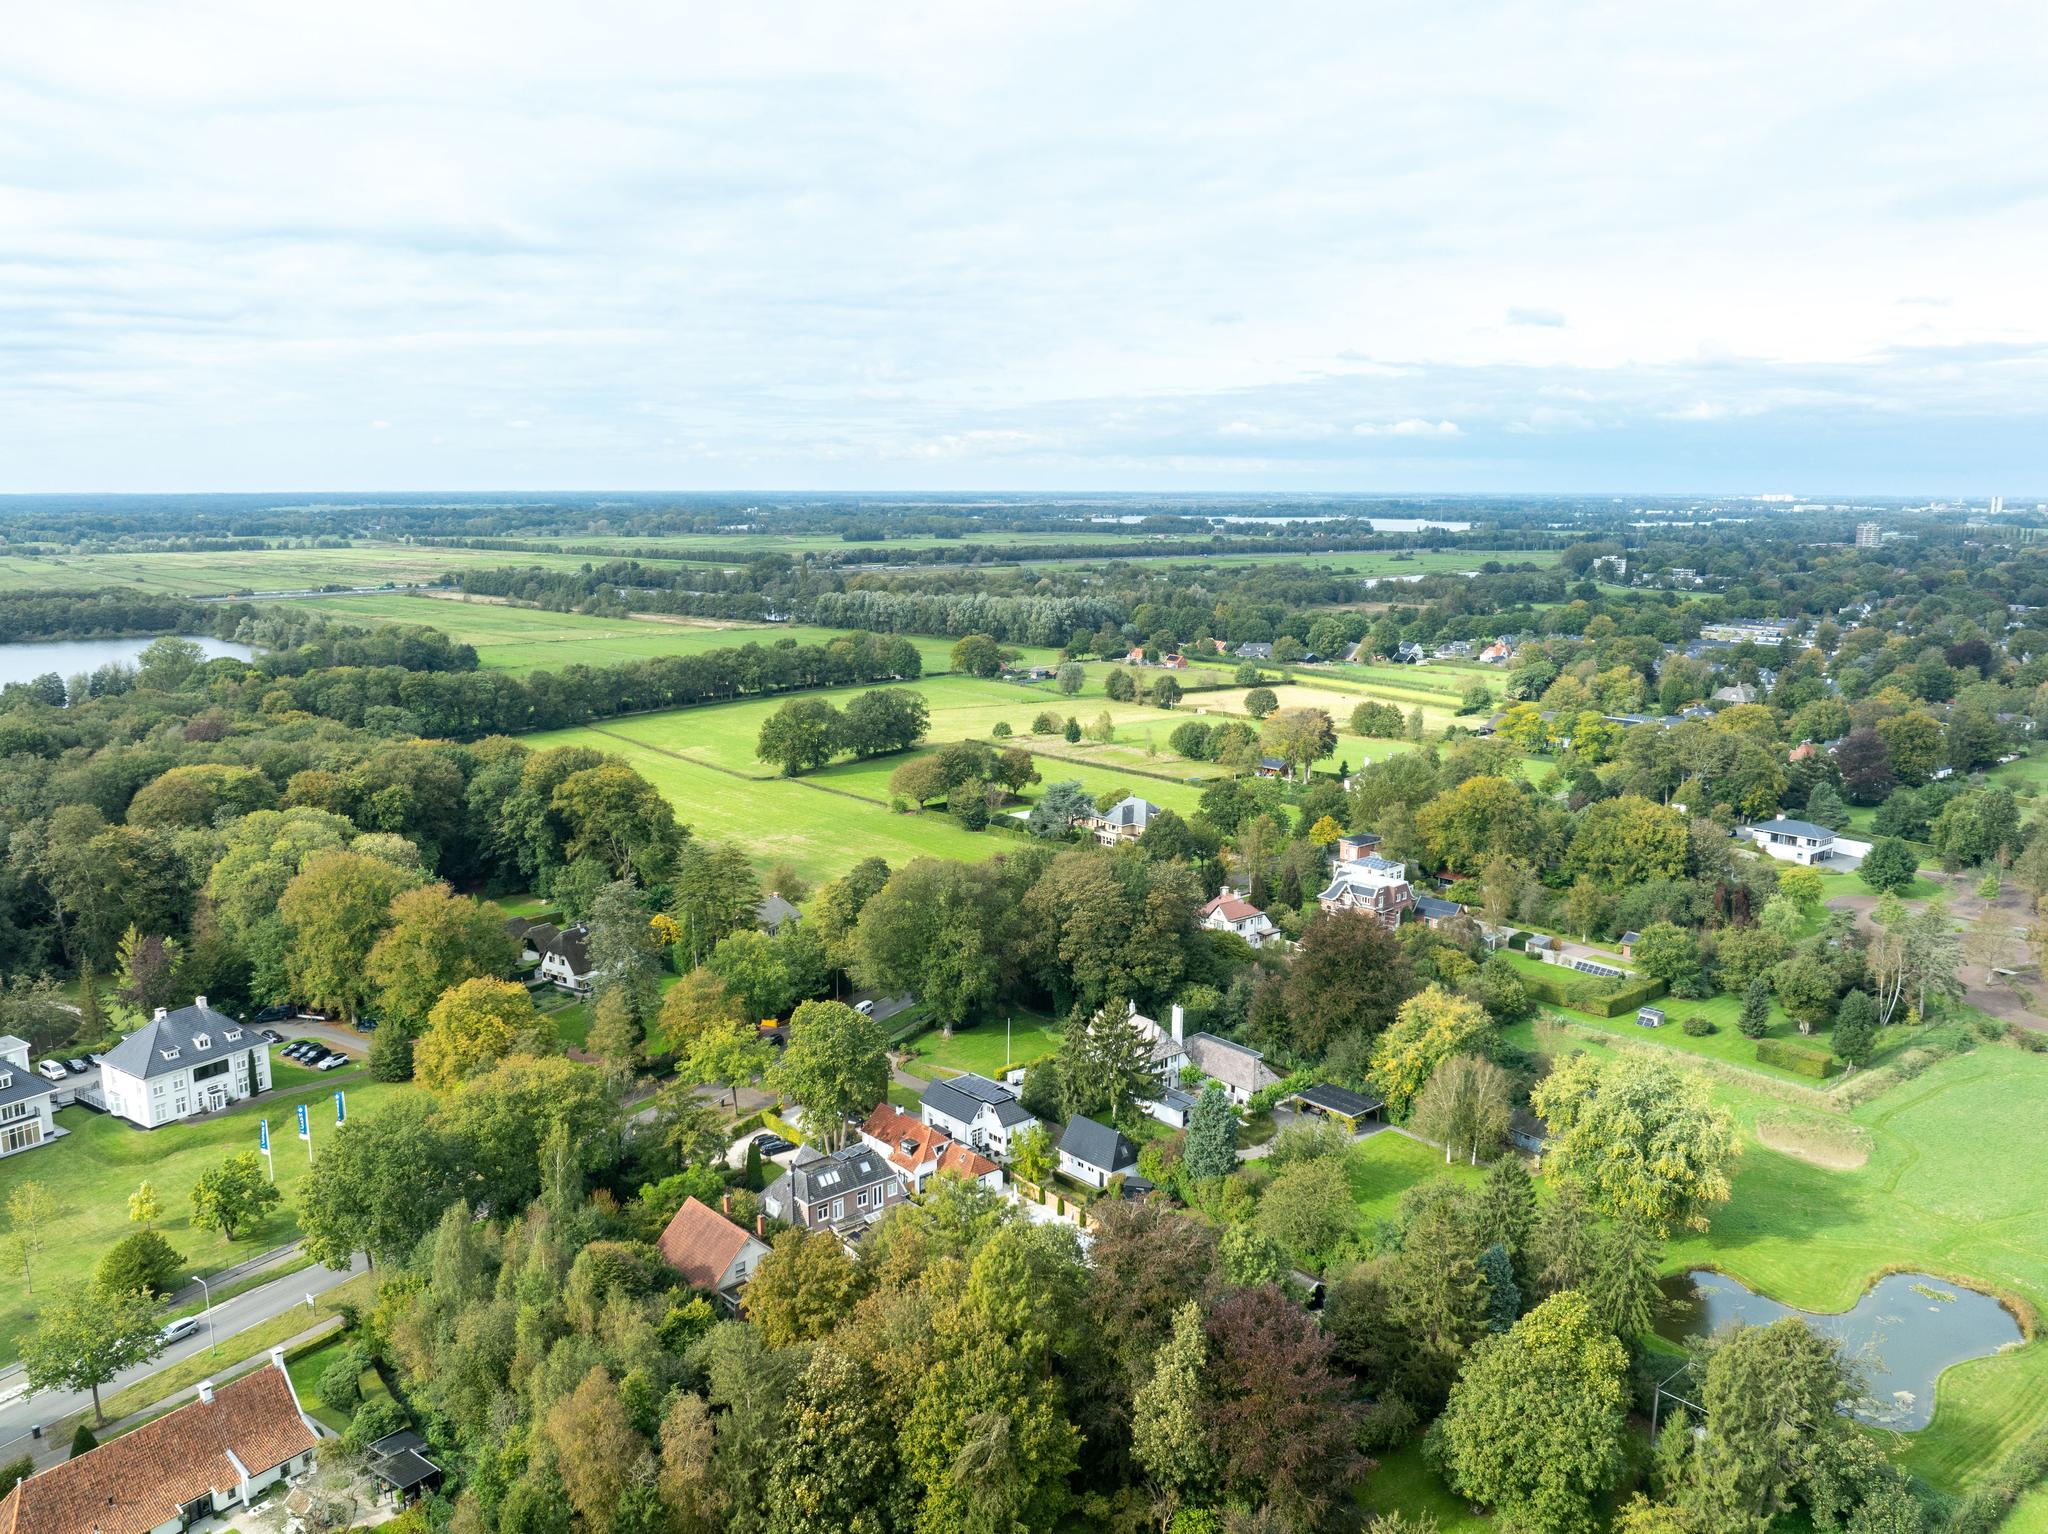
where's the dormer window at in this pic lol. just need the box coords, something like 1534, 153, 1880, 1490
193, 1034, 211, 1050
0, 1072, 11, 1088
160, 1046, 181, 1061
223, 1030, 242, 1042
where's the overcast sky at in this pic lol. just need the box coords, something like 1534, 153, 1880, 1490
3, 2, 2044, 494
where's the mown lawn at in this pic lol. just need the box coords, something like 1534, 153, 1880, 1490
1502, 1019, 2048, 1495
1347, 1126, 1485, 1226
284, 1330, 391, 1433
897, 1015, 1065, 1080
0, 1071, 412, 1363
1355, 1439, 1493, 1532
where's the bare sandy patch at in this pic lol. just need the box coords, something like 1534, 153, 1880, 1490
1757, 1110, 1872, 1170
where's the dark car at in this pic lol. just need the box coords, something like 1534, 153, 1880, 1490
65, 1058, 89, 1074
252, 1004, 295, 1026
354, 1015, 379, 1033
258, 1029, 284, 1045
750, 1132, 796, 1158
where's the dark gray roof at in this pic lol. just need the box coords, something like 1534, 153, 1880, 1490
1414, 895, 1462, 920
921, 1072, 1028, 1128
991, 1098, 1034, 1127
1290, 1083, 1384, 1118
0, 1063, 58, 1112
1620, 930, 1642, 943
1754, 816, 1834, 839
1097, 796, 1160, 830
372, 1448, 440, 1490
1058, 1114, 1137, 1175
756, 893, 801, 931
920, 1078, 981, 1124
943, 1073, 1014, 1105
101, 1001, 254, 1081
544, 923, 591, 972
524, 921, 560, 950
768, 1143, 895, 1218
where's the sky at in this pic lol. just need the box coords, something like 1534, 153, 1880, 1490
2, 2, 2044, 495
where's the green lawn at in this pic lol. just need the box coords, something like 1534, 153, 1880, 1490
1347, 1126, 1485, 1226
0, 543, 619, 597
1355, 1439, 1493, 1532
0, 1072, 412, 1363
284, 1331, 391, 1433
898, 1015, 1065, 1080
1510, 1018, 2048, 1496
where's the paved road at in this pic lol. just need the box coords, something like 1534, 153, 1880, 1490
0, 1253, 366, 1462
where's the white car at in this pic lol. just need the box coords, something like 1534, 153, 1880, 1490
35, 1060, 68, 1083
161, 1315, 202, 1344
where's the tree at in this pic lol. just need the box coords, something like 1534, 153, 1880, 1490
1631, 922, 1703, 991
853, 857, 1013, 1027
1260, 708, 1336, 776
1531, 1053, 1735, 1235
756, 697, 843, 776
1567, 795, 1690, 891
1010, 1123, 1054, 1185
279, 851, 423, 1019
1833, 990, 1879, 1068
1150, 675, 1183, 709
1834, 727, 1895, 804
1367, 986, 1494, 1118
1055, 661, 1085, 694
1063, 716, 1081, 743
300, 1095, 466, 1267
544, 1367, 651, 1530
1410, 1053, 1513, 1164
837, 686, 930, 759
765, 1347, 902, 1534
190, 1150, 283, 1242
1243, 687, 1278, 719
1528, 1177, 1599, 1301
1588, 1215, 1663, 1343
771, 999, 889, 1148
1027, 780, 1095, 838
951, 633, 1007, 677
1058, 1004, 1159, 1122
415, 976, 539, 1089
1203, 1285, 1364, 1530
679, 1017, 774, 1111
657, 968, 745, 1055
67, 1422, 97, 1458
549, 763, 685, 881
95, 1229, 183, 1298
2, 1181, 53, 1296
1132, 1302, 1217, 1513
127, 1180, 161, 1230
587, 878, 666, 1027
1479, 1242, 1520, 1332
1699, 1317, 1869, 1526
1437, 1292, 1630, 1534
20, 1283, 165, 1422
1419, 775, 1540, 874
1277, 912, 1417, 1056
1182, 1082, 1239, 1182
668, 841, 763, 966
1738, 976, 1773, 1038
746, 1228, 864, 1347
1474, 1154, 1536, 1258
364, 883, 518, 1032
1770, 951, 1842, 1035
1105, 666, 1138, 702
1253, 1154, 1356, 1269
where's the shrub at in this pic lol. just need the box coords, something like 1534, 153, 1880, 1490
1681, 1014, 1715, 1036
95, 1228, 184, 1297
0, 1458, 31, 1495
991, 721, 1011, 738
318, 1343, 372, 1414
68, 1423, 98, 1458
1755, 1037, 1841, 1079
341, 1398, 409, 1455
1032, 710, 1061, 734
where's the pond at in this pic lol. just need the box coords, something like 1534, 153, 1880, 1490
1657, 1269, 2024, 1430
0, 635, 255, 691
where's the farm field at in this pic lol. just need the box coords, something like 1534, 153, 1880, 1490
1504, 1016, 2048, 1497
289, 594, 1004, 675
0, 1060, 408, 1363
0, 543, 611, 597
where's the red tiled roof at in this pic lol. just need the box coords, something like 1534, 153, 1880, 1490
655, 1196, 757, 1291
1199, 893, 1264, 923
861, 1104, 997, 1182
0, 1364, 316, 1534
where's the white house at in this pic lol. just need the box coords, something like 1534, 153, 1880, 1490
98, 999, 272, 1129
0, 1354, 318, 1534
860, 1103, 1005, 1194
1126, 1003, 1281, 1106
1315, 854, 1414, 928
1747, 816, 1837, 866
537, 923, 594, 992
1057, 1114, 1140, 1190
920, 1072, 1039, 1157
0, 1035, 60, 1159
1197, 890, 1279, 948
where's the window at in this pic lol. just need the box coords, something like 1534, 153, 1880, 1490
832, 1198, 844, 1221
1, 1120, 40, 1153
224, 1030, 242, 1042
193, 1034, 211, 1050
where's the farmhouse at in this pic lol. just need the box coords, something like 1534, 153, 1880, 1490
761, 1142, 905, 1234
0, 1356, 318, 1534
1746, 816, 1837, 865
920, 1072, 1038, 1156
98, 999, 271, 1129
0, 1035, 60, 1159
537, 923, 595, 991
656, 1195, 768, 1302
1197, 890, 1279, 948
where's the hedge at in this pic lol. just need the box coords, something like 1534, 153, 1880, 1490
1519, 967, 1667, 1018
1755, 1037, 1843, 1079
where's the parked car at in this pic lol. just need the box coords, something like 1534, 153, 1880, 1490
750, 1131, 796, 1158
35, 1060, 68, 1083
251, 1004, 295, 1025
317, 1052, 350, 1070
258, 1029, 284, 1044
161, 1315, 202, 1344
854, 999, 876, 1015
65, 1058, 88, 1074
354, 1016, 379, 1032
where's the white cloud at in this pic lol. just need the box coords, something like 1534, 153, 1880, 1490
0, 1, 2042, 490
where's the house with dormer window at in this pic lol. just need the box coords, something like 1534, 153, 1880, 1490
0, 1035, 60, 1159
98, 998, 272, 1129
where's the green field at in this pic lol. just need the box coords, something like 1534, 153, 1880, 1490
1348, 1125, 1485, 1226
289, 594, 1035, 675
1503, 1016, 2048, 1497
0, 1054, 407, 1362
0, 543, 620, 597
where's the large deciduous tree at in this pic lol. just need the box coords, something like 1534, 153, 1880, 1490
1437, 1292, 1630, 1534
1272, 911, 1416, 1057
20, 1283, 166, 1422
415, 976, 541, 1090
549, 763, 685, 881
770, 999, 889, 1148
1531, 1053, 1735, 1235
190, 1150, 282, 1242
1367, 985, 1495, 1118
279, 850, 423, 1019
1566, 794, 1690, 891
756, 697, 844, 776
365, 882, 519, 1031
853, 857, 1014, 1027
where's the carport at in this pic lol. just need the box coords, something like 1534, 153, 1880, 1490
1282, 1083, 1385, 1133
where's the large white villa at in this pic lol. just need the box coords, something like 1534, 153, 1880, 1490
98, 998, 272, 1128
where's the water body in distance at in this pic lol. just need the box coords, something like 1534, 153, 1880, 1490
0, 635, 255, 689
1657, 1269, 2023, 1431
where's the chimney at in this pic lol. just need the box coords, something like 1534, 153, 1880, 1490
1170, 1004, 1184, 1043
722, 1192, 732, 1215
194, 995, 208, 1010
755, 1214, 766, 1237
153, 1007, 168, 1022
198, 1379, 215, 1404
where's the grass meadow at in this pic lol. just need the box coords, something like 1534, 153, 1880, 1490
0, 543, 617, 597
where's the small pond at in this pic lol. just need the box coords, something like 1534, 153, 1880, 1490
1657, 1269, 2024, 1430
0, 635, 255, 690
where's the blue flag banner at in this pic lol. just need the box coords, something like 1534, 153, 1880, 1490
297, 1102, 310, 1140
259, 1118, 270, 1152
334, 1090, 346, 1125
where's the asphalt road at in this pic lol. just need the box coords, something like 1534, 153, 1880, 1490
0, 1252, 366, 1461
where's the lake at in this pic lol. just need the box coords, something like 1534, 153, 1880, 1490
0, 635, 255, 690
1657, 1269, 2024, 1430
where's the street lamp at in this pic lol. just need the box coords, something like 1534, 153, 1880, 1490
191, 1276, 214, 1352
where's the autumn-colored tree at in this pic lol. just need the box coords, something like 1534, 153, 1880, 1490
415, 977, 540, 1090
1532, 1053, 1735, 1234
1417, 775, 1537, 873
1367, 985, 1495, 1118
744, 1228, 865, 1347
279, 850, 423, 1019
544, 1367, 651, 1529
365, 883, 518, 1030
